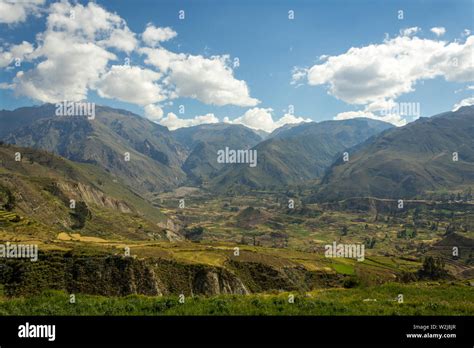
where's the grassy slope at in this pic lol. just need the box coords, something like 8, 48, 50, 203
0, 283, 472, 315
0, 144, 168, 241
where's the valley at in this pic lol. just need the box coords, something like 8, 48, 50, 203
0, 105, 473, 315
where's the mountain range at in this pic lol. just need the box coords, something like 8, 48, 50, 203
1, 104, 473, 203
317, 106, 474, 200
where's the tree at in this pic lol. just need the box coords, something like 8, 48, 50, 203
364, 237, 376, 249
184, 226, 205, 242
70, 201, 91, 229
1, 187, 16, 211
418, 256, 448, 279
444, 223, 456, 236
340, 226, 348, 236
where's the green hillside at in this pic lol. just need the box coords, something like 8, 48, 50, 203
0, 144, 170, 241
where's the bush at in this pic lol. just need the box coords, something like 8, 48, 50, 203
418, 256, 448, 280
184, 226, 205, 242
343, 276, 359, 288
70, 201, 91, 229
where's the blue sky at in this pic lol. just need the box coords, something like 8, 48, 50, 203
0, 0, 473, 131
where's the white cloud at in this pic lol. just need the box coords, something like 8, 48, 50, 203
141, 48, 260, 107
452, 96, 474, 111
144, 103, 164, 121
462, 29, 471, 37
142, 24, 177, 47
46, 1, 122, 42
293, 33, 474, 125
224, 107, 310, 133
100, 27, 137, 53
140, 47, 184, 72
430, 27, 446, 37
14, 31, 115, 102
7, 1, 149, 102
2, 1, 259, 110
334, 110, 407, 127
400, 27, 420, 37
158, 112, 219, 130
290, 67, 307, 85
155, 107, 311, 132
0, 82, 13, 89
0, 41, 34, 68
166, 54, 260, 107
96, 65, 165, 106
0, 0, 45, 24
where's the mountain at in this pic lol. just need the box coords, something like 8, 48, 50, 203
317, 106, 474, 201
209, 118, 393, 191
172, 123, 263, 184
267, 122, 305, 138
2, 105, 187, 195
0, 143, 173, 240
0, 104, 56, 138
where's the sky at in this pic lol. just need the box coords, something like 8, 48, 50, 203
0, 0, 473, 132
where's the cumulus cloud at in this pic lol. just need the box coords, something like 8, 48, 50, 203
142, 24, 177, 47
452, 96, 474, 111
430, 27, 446, 37
6, 1, 148, 102
0, 0, 45, 24
167, 55, 259, 107
46, 1, 123, 42
334, 110, 407, 127
2, 1, 259, 110
158, 112, 219, 130
100, 27, 137, 53
224, 107, 310, 133
153, 107, 311, 132
140, 47, 184, 72
95, 65, 165, 105
293, 33, 474, 125
141, 48, 260, 107
144, 103, 164, 121
0, 41, 34, 68
400, 27, 420, 37
14, 31, 115, 102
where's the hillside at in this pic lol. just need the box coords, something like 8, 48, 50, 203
210, 118, 393, 191
172, 123, 263, 184
2, 105, 187, 195
317, 106, 474, 201
0, 143, 173, 241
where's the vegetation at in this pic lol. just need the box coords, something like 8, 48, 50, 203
0, 283, 472, 316
0, 105, 473, 316
418, 256, 448, 280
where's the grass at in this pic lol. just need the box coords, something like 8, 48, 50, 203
331, 262, 355, 275
0, 283, 472, 316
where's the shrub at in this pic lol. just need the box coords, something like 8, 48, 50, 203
418, 256, 448, 280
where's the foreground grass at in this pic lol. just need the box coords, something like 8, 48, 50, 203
0, 282, 472, 316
